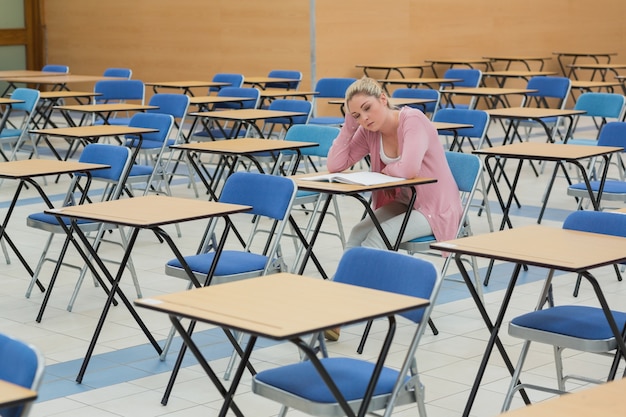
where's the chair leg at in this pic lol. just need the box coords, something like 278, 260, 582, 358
25, 233, 54, 298
0, 237, 10, 265
501, 339, 532, 412
160, 280, 195, 361
223, 331, 246, 381
554, 345, 567, 392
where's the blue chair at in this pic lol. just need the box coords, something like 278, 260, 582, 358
265, 70, 302, 90
25, 144, 137, 320
567, 122, 626, 210
160, 172, 297, 383
209, 73, 244, 94
94, 79, 145, 105
0, 333, 45, 417
191, 87, 260, 140
41, 64, 69, 73
433, 107, 491, 151
309, 77, 356, 126
103, 67, 132, 79
262, 98, 312, 138
565, 92, 626, 146
391, 87, 440, 118
440, 68, 482, 109
0, 88, 41, 161
252, 247, 442, 417
502, 210, 626, 411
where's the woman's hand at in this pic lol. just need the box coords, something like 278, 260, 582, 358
343, 111, 360, 136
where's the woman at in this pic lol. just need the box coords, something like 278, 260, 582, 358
327, 77, 462, 251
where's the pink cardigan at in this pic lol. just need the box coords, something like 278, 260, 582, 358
327, 107, 462, 242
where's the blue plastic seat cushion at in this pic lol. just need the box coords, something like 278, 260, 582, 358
28, 212, 96, 226
167, 250, 269, 276
255, 357, 406, 403
569, 180, 626, 193
511, 305, 626, 340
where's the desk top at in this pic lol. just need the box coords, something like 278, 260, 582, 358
568, 63, 626, 70
501, 372, 626, 417
0, 98, 25, 105
570, 80, 623, 89
190, 109, 306, 121
473, 141, 622, 161
380, 77, 462, 85
54, 103, 158, 113
0, 69, 66, 78
46, 195, 251, 228
356, 63, 431, 70
425, 58, 491, 65
432, 121, 474, 131
0, 159, 108, 179
440, 87, 535, 96
0, 380, 37, 408
259, 89, 319, 98
431, 224, 626, 272
172, 137, 317, 154
243, 76, 297, 85
32, 125, 159, 139
483, 70, 558, 78
553, 51, 618, 58
328, 97, 436, 107
483, 56, 552, 62
145, 80, 229, 89
0, 74, 124, 84
39, 91, 102, 100
291, 171, 437, 195
189, 95, 256, 106
135, 272, 429, 339
486, 107, 586, 119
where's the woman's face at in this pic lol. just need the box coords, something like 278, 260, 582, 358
347, 93, 389, 132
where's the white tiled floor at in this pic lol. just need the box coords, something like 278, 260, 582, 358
2, 117, 625, 417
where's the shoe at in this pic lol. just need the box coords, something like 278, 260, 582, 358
324, 327, 340, 341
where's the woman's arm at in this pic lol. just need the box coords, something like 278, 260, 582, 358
326, 114, 371, 172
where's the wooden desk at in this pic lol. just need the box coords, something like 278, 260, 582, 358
0, 74, 124, 91
552, 51, 617, 77
189, 108, 306, 139
258, 89, 319, 107
474, 141, 621, 228
171, 138, 318, 199
46, 194, 252, 383
483, 70, 558, 88
483, 56, 552, 71
567, 63, 626, 81
439, 87, 535, 109
0, 159, 108, 293
379, 77, 462, 92
0, 69, 65, 78
135, 272, 429, 417
501, 377, 626, 417
291, 172, 437, 277
188, 95, 256, 110
355, 63, 431, 79
432, 121, 475, 151
430, 225, 626, 417
425, 58, 493, 76
54, 103, 157, 126
0, 379, 38, 409
243, 76, 297, 90
31, 125, 158, 162
145, 80, 230, 96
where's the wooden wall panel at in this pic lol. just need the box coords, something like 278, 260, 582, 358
44, 0, 626, 95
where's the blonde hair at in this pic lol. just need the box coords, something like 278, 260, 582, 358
345, 77, 393, 110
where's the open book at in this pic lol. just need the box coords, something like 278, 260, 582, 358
299, 171, 406, 186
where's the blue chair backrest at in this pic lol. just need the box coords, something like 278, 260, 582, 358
42, 64, 69, 73
333, 247, 439, 324
127, 112, 174, 146
442, 68, 482, 88
219, 172, 296, 221
392, 88, 440, 114
78, 143, 132, 182
574, 92, 626, 119
267, 99, 312, 124
147, 93, 190, 119
103, 67, 132, 79
284, 124, 339, 158
563, 210, 626, 238
210, 73, 244, 93
0, 333, 43, 417
314, 77, 357, 99
433, 108, 490, 140
596, 121, 626, 148
215, 86, 260, 110
526, 76, 571, 101
94, 79, 145, 103
9, 88, 40, 113
265, 70, 302, 90
445, 150, 481, 193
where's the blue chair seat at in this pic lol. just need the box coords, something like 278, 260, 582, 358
568, 180, 626, 193
167, 250, 270, 276
0, 129, 20, 138
309, 116, 344, 125
28, 212, 96, 226
254, 357, 407, 403
406, 234, 436, 244
129, 165, 153, 176
512, 305, 626, 341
